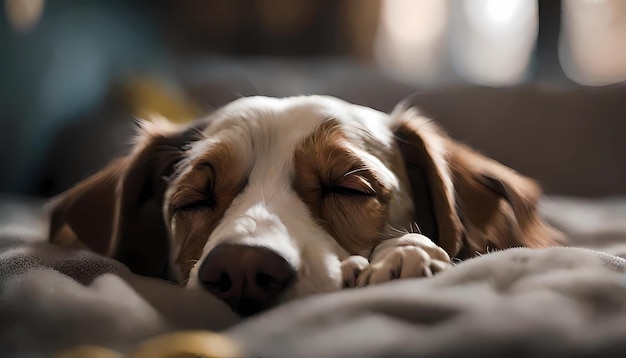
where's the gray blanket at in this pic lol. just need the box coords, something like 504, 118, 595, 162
1, 195, 625, 357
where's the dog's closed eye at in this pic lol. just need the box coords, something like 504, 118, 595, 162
327, 174, 376, 197
173, 197, 215, 212
170, 163, 217, 213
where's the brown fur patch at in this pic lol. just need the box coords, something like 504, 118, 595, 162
293, 120, 391, 254
168, 141, 249, 278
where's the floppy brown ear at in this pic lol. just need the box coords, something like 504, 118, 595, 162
392, 106, 563, 259
48, 118, 203, 278
392, 108, 465, 256
444, 137, 565, 257
48, 157, 129, 256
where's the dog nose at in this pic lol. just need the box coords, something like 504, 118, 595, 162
199, 244, 295, 315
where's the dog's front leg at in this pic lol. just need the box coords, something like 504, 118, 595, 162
341, 234, 453, 288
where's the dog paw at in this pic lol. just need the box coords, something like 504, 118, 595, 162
340, 255, 370, 288
355, 234, 452, 287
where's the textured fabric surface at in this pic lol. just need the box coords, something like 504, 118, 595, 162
0, 196, 239, 357
0, 195, 625, 357
228, 247, 626, 357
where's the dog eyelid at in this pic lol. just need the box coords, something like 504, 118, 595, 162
331, 174, 377, 197
170, 162, 218, 213
172, 198, 215, 213
170, 186, 216, 213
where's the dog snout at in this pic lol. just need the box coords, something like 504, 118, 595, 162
199, 244, 295, 315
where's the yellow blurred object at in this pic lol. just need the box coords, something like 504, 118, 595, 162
54, 345, 122, 358
127, 331, 244, 358
121, 77, 202, 125
54, 331, 244, 358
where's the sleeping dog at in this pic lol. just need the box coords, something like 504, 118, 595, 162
49, 95, 563, 316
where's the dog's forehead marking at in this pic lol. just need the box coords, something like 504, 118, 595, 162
204, 96, 393, 143
197, 96, 393, 182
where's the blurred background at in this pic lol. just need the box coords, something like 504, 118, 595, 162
0, 0, 624, 199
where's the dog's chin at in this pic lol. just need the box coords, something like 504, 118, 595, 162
230, 297, 284, 318
229, 283, 335, 318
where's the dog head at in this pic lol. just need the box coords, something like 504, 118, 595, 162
49, 95, 562, 316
